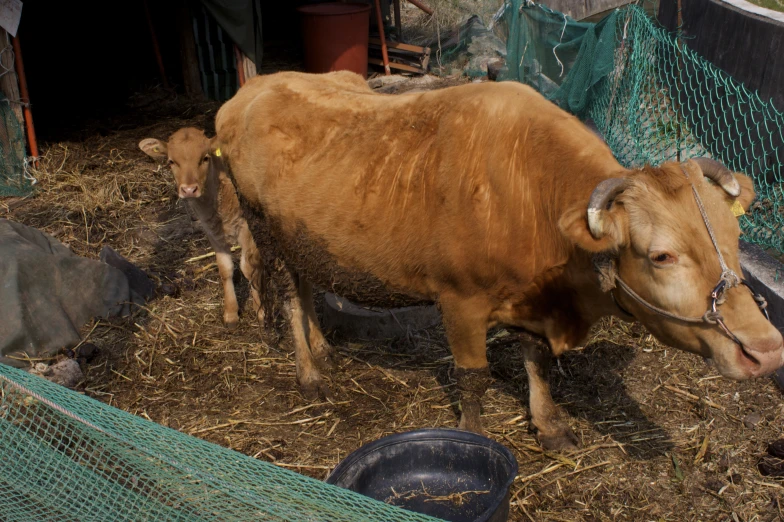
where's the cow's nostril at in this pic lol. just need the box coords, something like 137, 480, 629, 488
179, 185, 199, 198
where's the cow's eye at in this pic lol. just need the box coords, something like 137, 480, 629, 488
650, 251, 677, 266
202, 155, 210, 164
167, 158, 174, 166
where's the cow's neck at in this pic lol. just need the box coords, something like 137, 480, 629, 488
184, 162, 225, 243
546, 163, 634, 351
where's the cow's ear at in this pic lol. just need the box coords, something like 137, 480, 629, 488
559, 205, 626, 253
559, 177, 629, 253
139, 138, 168, 160
733, 172, 755, 215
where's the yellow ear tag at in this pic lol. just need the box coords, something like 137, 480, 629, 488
214, 148, 222, 157
730, 200, 745, 217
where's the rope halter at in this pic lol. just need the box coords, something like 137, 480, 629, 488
597, 165, 769, 347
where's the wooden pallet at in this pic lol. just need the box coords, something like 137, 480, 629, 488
368, 37, 431, 74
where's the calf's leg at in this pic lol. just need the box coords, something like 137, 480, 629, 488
439, 294, 493, 433
215, 251, 240, 329
522, 340, 578, 451
298, 279, 333, 370
287, 272, 331, 400
238, 242, 264, 323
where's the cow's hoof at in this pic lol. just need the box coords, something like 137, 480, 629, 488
301, 379, 333, 401
224, 312, 239, 329
538, 428, 579, 452
458, 401, 484, 434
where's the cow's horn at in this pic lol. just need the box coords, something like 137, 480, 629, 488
587, 178, 628, 238
692, 157, 741, 197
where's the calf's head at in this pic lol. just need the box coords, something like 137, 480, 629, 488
139, 128, 213, 199
561, 158, 784, 380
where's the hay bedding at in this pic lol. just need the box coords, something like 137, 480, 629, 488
3, 81, 783, 522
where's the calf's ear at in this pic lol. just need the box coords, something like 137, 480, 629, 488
139, 138, 168, 160
559, 178, 629, 253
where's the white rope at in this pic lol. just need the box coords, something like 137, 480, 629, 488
683, 168, 740, 291
23, 156, 38, 185
488, 1, 508, 31
553, 11, 568, 77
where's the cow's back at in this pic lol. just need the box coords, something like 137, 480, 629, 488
216, 71, 621, 305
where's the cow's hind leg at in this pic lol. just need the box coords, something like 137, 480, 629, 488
298, 279, 333, 370
522, 340, 578, 451
215, 251, 240, 329
287, 272, 331, 400
440, 294, 493, 433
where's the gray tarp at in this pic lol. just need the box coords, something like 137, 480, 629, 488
0, 219, 140, 368
200, 0, 263, 66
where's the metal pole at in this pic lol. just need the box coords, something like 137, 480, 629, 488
374, 0, 391, 75
676, 0, 683, 162
406, 0, 433, 16
12, 36, 38, 164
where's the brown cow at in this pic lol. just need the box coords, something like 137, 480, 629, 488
215, 71, 783, 450
139, 128, 264, 328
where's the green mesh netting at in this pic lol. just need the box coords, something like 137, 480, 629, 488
0, 97, 32, 197
0, 364, 440, 522
503, 1, 784, 252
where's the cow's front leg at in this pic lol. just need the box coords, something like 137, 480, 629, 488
522, 339, 578, 451
288, 272, 331, 400
298, 279, 333, 370
440, 294, 493, 433
215, 251, 239, 329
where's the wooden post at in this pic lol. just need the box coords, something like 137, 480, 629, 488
0, 29, 25, 163
176, 2, 203, 98
394, 0, 402, 41
240, 52, 256, 82
0, 30, 22, 126
234, 44, 246, 87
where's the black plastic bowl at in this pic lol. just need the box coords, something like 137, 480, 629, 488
325, 428, 519, 522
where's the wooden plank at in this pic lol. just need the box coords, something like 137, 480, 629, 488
368, 57, 424, 74
176, 4, 203, 98
369, 37, 429, 54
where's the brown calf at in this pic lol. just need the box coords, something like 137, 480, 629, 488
139, 128, 263, 328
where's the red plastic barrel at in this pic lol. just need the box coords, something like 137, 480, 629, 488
297, 2, 371, 77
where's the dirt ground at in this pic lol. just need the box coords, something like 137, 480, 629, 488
3, 76, 784, 522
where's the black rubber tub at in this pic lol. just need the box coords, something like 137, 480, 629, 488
325, 428, 519, 522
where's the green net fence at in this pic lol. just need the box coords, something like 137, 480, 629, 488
503, 0, 784, 253
0, 96, 33, 197
0, 364, 440, 522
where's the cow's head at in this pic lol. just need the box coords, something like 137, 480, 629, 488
139, 128, 212, 199
561, 158, 784, 380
